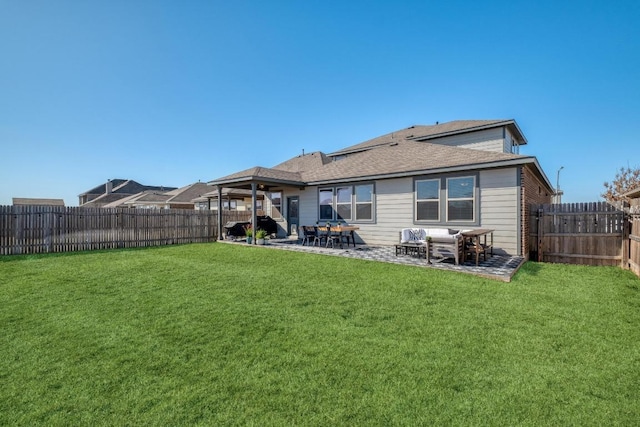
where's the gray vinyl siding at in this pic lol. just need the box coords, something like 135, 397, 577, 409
295, 168, 521, 254
504, 130, 514, 153
359, 177, 413, 245
503, 128, 523, 154
426, 128, 507, 153
298, 188, 317, 232
479, 168, 519, 255
352, 169, 519, 254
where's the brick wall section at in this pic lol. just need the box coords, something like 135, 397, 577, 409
521, 165, 552, 259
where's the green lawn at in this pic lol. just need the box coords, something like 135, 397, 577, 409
1, 243, 639, 426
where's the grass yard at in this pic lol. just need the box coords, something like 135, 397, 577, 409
1, 243, 639, 426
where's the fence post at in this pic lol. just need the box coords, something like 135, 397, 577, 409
622, 212, 630, 270
537, 208, 544, 262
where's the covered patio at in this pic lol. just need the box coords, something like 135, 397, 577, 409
208, 167, 307, 244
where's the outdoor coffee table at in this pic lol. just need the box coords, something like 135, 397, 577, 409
395, 242, 431, 263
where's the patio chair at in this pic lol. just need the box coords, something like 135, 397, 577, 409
338, 226, 352, 247
464, 240, 488, 266
325, 225, 343, 248
300, 226, 317, 246
313, 226, 327, 247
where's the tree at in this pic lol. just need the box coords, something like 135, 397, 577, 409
602, 167, 640, 203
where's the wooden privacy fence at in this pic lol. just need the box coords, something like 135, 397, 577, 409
629, 213, 640, 276
529, 202, 626, 267
0, 206, 252, 255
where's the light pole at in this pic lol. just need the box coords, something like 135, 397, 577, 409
556, 166, 564, 204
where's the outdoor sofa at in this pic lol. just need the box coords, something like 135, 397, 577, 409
399, 228, 466, 265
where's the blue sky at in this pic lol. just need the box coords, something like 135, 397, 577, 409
1, 0, 639, 206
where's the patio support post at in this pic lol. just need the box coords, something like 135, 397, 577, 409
216, 185, 223, 240
251, 182, 258, 245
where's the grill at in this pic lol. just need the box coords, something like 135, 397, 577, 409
256, 215, 278, 235
223, 221, 250, 239
222, 216, 278, 239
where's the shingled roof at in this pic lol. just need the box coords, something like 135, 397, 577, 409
13, 198, 65, 206
211, 166, 305, 187
303, 140, 529, 184
79, 179, 178, 207
208, 119, 548, 188
78, 179, 129, 197
330, 120, 526, 155
164, 182, 211, 204
101, 182, 212, 208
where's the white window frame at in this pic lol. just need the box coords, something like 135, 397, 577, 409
415, 179, 440, 222
446, 176, 475, 222
319, 188, 334, 221
270, 191, 282, 219
336, 186, 352, 221
354, 184, 374, 221
318, 184, 375, 223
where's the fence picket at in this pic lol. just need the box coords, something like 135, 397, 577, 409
530, 201, 626, 267
0, 206, 253, 255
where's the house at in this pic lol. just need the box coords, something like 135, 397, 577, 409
13, 198, 65, 206
102, 182, 211, 210
208, 119, 554, 258
624, 186, 640, 214
193, 188, 266, 212
78, 179, 177, 207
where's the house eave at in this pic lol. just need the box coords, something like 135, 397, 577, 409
207, 176, 306, 190
307, 157, 548, 187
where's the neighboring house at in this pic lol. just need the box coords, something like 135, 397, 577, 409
78, 179, 177, 207
102, 182, 211, 210
208, 119, 554, 258
624, 186, 640, 214
193, 188, 266, 212
13, 198, 65, 206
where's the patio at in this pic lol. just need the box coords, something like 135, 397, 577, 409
222, 237, 525, 282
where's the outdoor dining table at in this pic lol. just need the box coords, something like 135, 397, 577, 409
461, 229, 494, 265
315, 225, 359, 248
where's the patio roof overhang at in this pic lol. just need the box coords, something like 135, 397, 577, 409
194, 188, 266, 202
207, 166, 307, 191
208, 167, 307, 243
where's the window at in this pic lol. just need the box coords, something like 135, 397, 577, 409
416, 179, 440, 221
355, 184, 373, 221
245, 199, 262, 212
270, 192, 282, 218
319, 189, 333, 221
336, 187, 352, 220
223, 200, 238, 210
318, 184, 375, 222
447, 176, 475, 221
